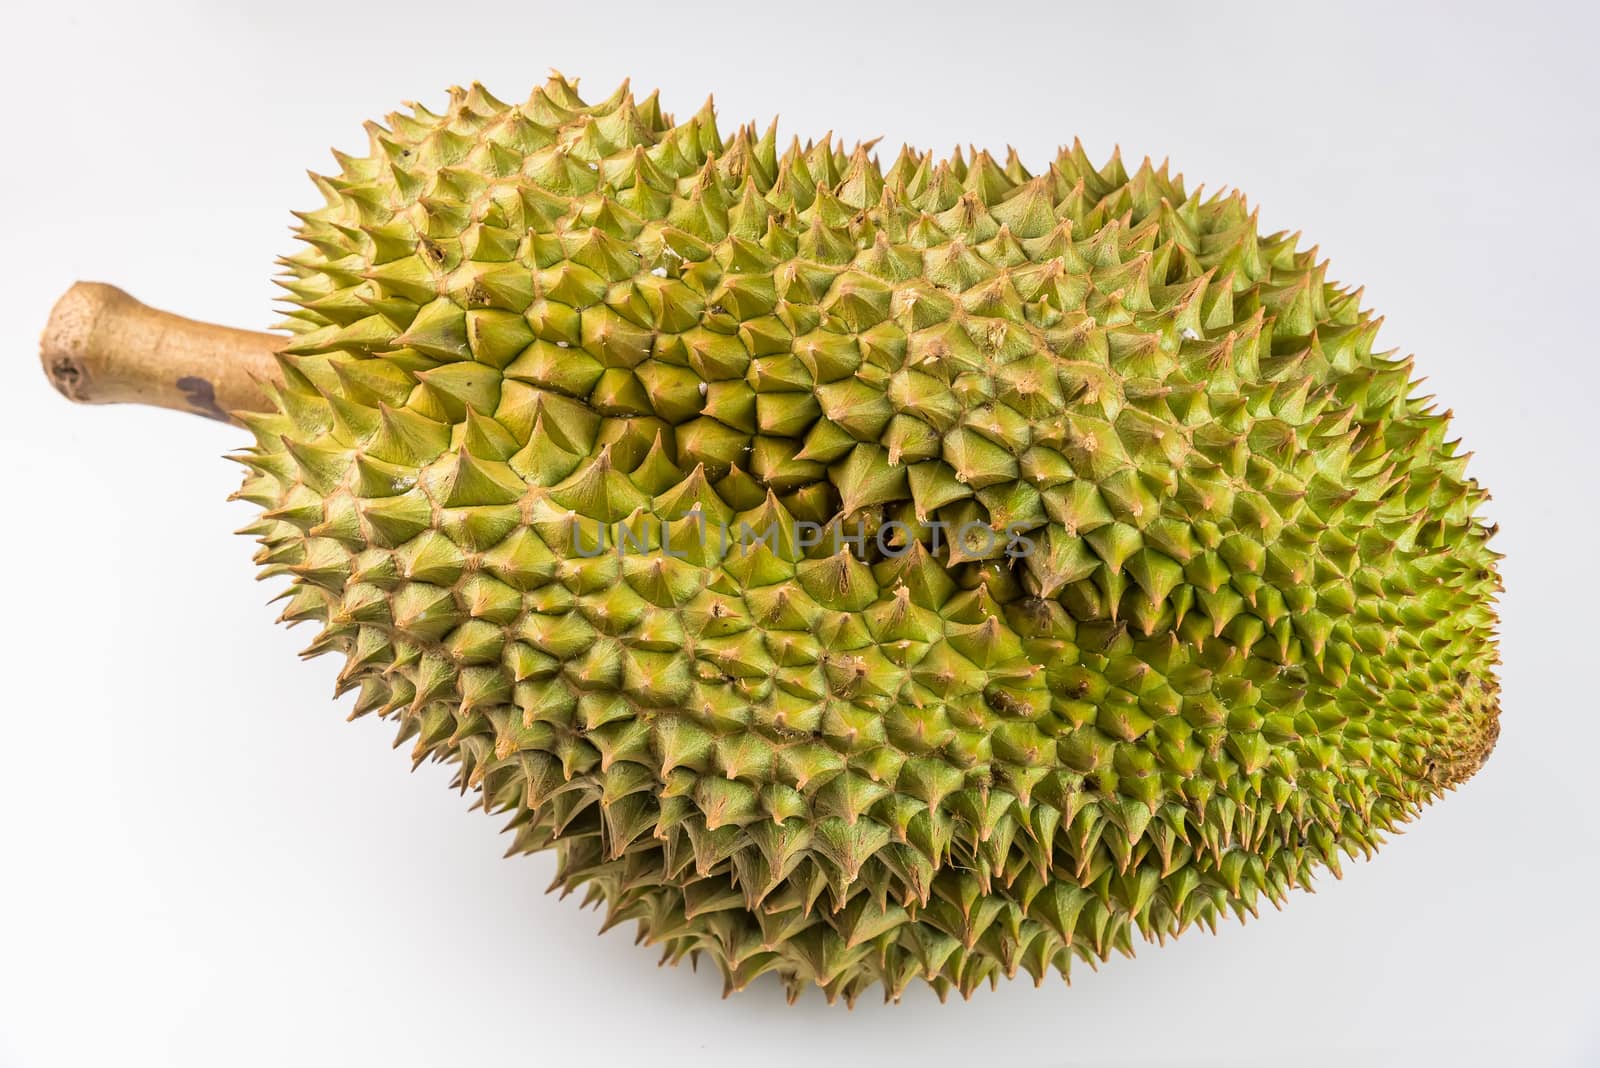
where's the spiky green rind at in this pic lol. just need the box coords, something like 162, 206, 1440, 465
236, 75, 1501, 1004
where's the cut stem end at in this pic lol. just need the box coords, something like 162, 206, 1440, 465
39, 282, 284, 424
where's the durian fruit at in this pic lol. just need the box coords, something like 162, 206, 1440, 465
39, 74, 1501, 1005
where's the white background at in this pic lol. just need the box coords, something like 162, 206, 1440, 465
3, 2, 1596, 1065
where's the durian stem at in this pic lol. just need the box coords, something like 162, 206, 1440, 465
39, 282, 284, 424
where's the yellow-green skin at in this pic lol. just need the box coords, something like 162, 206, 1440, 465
236, 76, 1501, 1003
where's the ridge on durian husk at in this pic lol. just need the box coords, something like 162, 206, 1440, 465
233, 74, 1502, 1004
